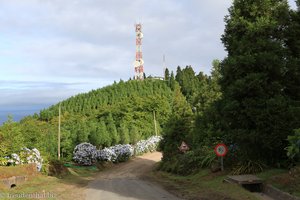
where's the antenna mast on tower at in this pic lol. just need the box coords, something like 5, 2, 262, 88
134, 23, 144, 80
163, 54, 166, 78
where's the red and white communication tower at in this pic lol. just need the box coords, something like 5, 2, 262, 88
134, 23, 144, 80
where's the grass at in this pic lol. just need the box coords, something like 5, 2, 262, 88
0, 164, 99, 200
148, 167, 260, 200
0, 164, 37, 179
149, 166, 300, 199
257, 167, 300, 198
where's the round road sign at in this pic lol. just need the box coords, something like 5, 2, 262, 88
214, 144, 228, 157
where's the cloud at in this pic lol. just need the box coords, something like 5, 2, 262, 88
0, 0, 297, 112
0, 80, 112, 107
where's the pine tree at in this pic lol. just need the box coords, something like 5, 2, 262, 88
161, 83, 193, 159
220, 0, 292, 163
164, 68, 170, 81
106, 113, 120, 145
169, 71, 176, 90
129, 125, 141, 144
175, 66, 183, 85
98, 121, 111, 147
285, 0, 300, 100
89, 122, 101, 148
119, 122, 130, 144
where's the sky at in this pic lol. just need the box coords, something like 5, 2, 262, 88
0, 0, 297, 124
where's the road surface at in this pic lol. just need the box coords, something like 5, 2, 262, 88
85, 152, 182, 200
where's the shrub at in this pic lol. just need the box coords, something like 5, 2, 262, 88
232, 160, 266, 175
97, 148, 117, 162
48, 159, 69, 177
73, 143, 97, 166
97, 144, 134, 163
0, 157, 8, 166
135, 136, 162, 155
5, 148, 43, 171
159, 146, 217, 175
74, 136, 160, 165
285, 129, 300, 165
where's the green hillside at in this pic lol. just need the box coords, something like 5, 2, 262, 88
0, 79, 173, 161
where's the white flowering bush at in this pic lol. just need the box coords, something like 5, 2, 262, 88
135, 136, 162, 155
97, 144, 134, 163
73, 136, 161, 165
73, 143, 97, 166
7, 153, 21, 165
6, 148, 43, 171
97, 148, 117, 162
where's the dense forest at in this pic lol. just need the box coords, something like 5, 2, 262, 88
0, 80, 174, 161
0, 0, 299, 175
159, 0, 300, 174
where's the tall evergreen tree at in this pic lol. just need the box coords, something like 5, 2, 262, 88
129, 125, 141, 144
220, 0, 292, 163
164, 68, 170, 81
161, 84, 193, 159
119, 122, 130, 144
175, 66, 183, 85
169, 71, 176, 90
285, 0, 300, 100
89, 122, 101, 148
106, 113, 120, 145
98, 121, 111, 147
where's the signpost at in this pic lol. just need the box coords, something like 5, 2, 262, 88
179, 141, 190, 153
214, 143, 228, 171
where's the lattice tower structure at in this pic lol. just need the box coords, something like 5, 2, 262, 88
134, 23, 144, 80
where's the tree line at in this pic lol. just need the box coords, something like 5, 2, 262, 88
160, 0, 300, 174
0, 80, 173, 160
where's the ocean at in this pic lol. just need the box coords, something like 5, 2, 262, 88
0, 104, 50, 125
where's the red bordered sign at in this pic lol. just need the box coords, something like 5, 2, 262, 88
214, 143, 228, 157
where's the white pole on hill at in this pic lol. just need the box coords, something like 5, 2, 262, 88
58, 102, 61, 160
153, 110, 158, 136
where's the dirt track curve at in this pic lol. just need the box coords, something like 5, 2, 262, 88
85, 152, 181, 200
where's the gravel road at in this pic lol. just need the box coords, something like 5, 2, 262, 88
85, 152, 181, 200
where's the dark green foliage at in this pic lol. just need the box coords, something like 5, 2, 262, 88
129, 125, 141, 144
218, 0, 298, 164
175, 66, 200, 104
286, 129, 300, 165
160, 84, 193, 159
119, 122, 130, 144
164, 68, 170, 81
158, 147, 217, 175
285, 0, 300, 100
169, 71, 176, 90
0, 116, 24, 156
106, 113, 120, 145
192, 60, 223, 147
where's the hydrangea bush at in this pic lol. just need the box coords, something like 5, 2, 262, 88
97, 147, 117, 162
97, 144, 134, 163
135, 136, 162, 155
5, 148, 43, 171
73, 136, 161, 165
73, 143, 97, 165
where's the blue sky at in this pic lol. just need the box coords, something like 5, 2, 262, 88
0, 0, 297, 123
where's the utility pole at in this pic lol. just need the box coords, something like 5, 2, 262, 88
153, 110, 158, 136
58, 102, 61, 160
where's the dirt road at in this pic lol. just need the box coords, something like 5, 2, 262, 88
85, 152, 181, 200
